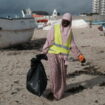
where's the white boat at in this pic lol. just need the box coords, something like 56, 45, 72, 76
0, 17, 37, 48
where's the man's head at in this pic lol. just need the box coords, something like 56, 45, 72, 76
62, 13, 72, 27
62, 19, 71, 27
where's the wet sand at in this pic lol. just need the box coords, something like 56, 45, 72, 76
0, 25, 105, 105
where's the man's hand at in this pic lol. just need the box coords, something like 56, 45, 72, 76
78, 54, 86, 63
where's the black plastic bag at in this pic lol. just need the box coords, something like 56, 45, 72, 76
26, 54, 48, 96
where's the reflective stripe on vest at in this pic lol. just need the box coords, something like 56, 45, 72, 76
53, 43, 71, 50
48, 24, 72, 55
49, 48, 69, 56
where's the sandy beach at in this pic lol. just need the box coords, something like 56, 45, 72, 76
0, 25, 105, 105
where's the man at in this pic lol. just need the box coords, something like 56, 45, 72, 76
42, 13, 86, 100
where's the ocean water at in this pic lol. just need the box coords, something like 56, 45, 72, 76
92, 20, 105, 25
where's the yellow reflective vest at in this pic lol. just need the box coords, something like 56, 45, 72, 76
48, 24, 72, 56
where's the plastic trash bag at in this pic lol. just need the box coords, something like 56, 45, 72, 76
26, 54, 48, 96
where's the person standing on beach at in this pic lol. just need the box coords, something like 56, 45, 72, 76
98, 23, 105, 36
42, 13, 86, 100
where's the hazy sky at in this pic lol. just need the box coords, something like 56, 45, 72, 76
0, 0, 92, 15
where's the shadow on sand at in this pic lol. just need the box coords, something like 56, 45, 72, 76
1, 38, 46, 51
64, 63, 105, 98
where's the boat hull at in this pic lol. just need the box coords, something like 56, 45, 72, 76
0, 18, 36, 48
0, 28, 35, 48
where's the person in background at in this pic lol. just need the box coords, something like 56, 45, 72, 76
102, 23, 105, 36
98, 23, 105, 36
42, 13, 86, 100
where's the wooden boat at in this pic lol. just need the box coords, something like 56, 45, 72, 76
0, 17, 37, 48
